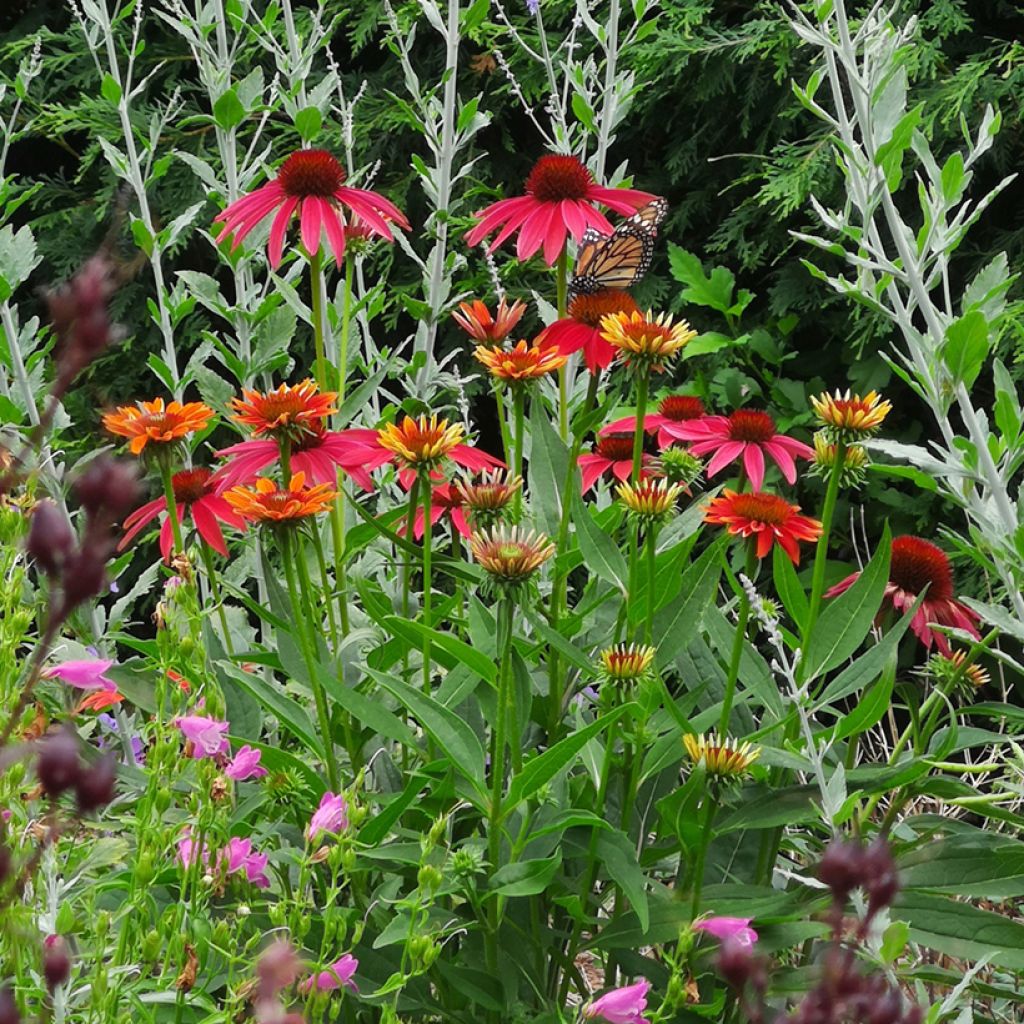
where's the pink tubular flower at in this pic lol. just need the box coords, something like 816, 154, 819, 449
604, 394, 707, 450
694, 916, 758, 947
664, 409, 813, 491
465, 153, 655, 266
214, 148, 410, 269
177, 826, 208, 870
213, 424, 376, 494
578, 434, 655, 493
225, 745, 268, 781
223, 837, 270, 888
583, 979, 651, 1024
825, 535, 981, 655
300, 953, 359, 994
119, 467, 246, 561
45, 658, 116, 691
306, 791, 348, 843
174, 715, 230, 759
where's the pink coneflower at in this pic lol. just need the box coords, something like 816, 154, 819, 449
664, 409, 812, 491
225, 745, 267, 781
536, 289, 640, 374
465, 154, 655, 265
306, 791, 348, 843
694, 916, 758, 947
402, 483, 471, 540
825, 536, 981, 654
119, 468, 246, 561
214, 423, 375, 492
45, 659, 116, 691
583, 979, 651, 1024
174, 715, 230, 759
604, 394, 707, 449
213, 149, 410, 268
578, 434, 655, 493
300, 953, 359, 994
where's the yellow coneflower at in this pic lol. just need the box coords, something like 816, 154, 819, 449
810, 389, 891, 440
377, 415, 466, 470
598, 643, 656, 683
683, 732, 760, 779
616, 478, 683, 523
809, 431, 870, 487
599, 310, 696, 372
474, 339, 567, 382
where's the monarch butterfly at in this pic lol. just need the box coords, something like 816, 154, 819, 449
569, 198, 668, 297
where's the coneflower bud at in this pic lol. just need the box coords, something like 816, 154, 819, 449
598, 643, 656, 683
25, 501, 74, 576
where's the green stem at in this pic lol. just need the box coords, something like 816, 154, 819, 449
421, 474, 433, 694
803, 439, 846, 643
199, 543, 234, 657
338, 253, 354, 404
279, 435, 293, 485
494, 385, 513, 469
512, 385, 526, 521
644, 524, 658, 644
309, 526, 339, 650
309, 248, 329, 393
555, 246, 569, 441
630, 372, 650, 483
401, 477, 421, 678
689, 792, 719, 920
158, 459, 184, 557
719, 541, 758, 736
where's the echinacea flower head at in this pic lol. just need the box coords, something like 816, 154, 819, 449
583, 978, 651, 1024
455, 470, 522, 527
102, 398, 213, 456
693, 916, 758, 947
825, 535, 981, 654
599, 643, 656, 684
928, 649, 990, 691
704, 490, 822, 564
377, 415, 466, 470
45, 658, 116, 691
656, 446, 703, 488
174, 715, 230, 759
300, 953, 359, 994
119, 467, 247, 560
307, 791, 349, 843
665, 409, 813, 491
683, 732, 760, 779
578, 434, 655, 493
452, 297, 527, 345
811, 389, 891, 440
225, 744, 268, 781
230, 380, 337, 440
213, 148, 410, 269
469, 525, 555, 587
599, 310, 696, 372
604, 393, 706, 449
223, 472, 338, 523
465, 153, 655, 266
474, 339, 567, 383
616, 477, 683, 524
809, 432, 869, 488
536, 288, 640, 374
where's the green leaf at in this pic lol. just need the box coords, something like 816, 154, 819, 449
654, 542, 722, 667
716, 785, 818, 832
596, 829, 649, 931
294, 105, 322, 142
802, 525, 891, 681
382, 616, 496, 686
571, 491, 628, 595
529, 398, 569, 540
773, 545, 808, 631
880, 920, 909, 964
940, 152, 965, 203
667, 244, 735, 313
831, 670, 894, 742
489, 852, 562, 897
942, 310, 989, 389
213, 88, 246, 131
571, 92, 595, 132
900, 834, 1024, 898
101, 72, 122, 105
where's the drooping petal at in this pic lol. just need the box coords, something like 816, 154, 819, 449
335, 188, 394, 239
704, 440, 746, 479
300, 196, 323, 257
267, 195, 301, 268
560, 199, 588, 240
586, 184, 657, 215
465, 196, 536, 246
542, 205, 570, 265
742, 443, 765, 490
118, 498, 166, 550
450, 444, 504, 472
338, 185, 409, 230
516, 204, 556, 261
578, 454, 609, 493
322, 202, 348, 266
191, 499, 229, 556
762, 440, 797, 484
485, 200, 540, 253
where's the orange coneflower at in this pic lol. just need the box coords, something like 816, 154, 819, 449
103, 399, 214, 456
474, 339, 567, 382
811, 389, 891, 439
599, 310, 696, 371
223, 472, 337, 523
452, 297, 527, 345
230, 380, 337, 439
704, 490, 822, 564
684, 732, 760, 779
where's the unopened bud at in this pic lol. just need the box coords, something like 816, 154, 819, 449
76, 754, 117, 812
74, 457, 140, 521
43, 935, 71, 990
37, 728, 82, 797
0, 986, 20, 1024
26, 502, 74, 576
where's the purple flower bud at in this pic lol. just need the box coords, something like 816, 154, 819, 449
75, 753, 118, 812
43, 935, 71, 990
58, 549, 108, 612
0, 844, 11, 885
0, 985, 20, 1024
817, 840, 865, 901
36, 728, 82, 797
26, 502, 74, 576
74, 457, 140, 521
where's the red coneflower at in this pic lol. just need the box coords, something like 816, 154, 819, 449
578, 434, 655, 493
213, 149, 410, 268
666, 409, 813, 491
402, 483, 471, 540
825, 536, 981, 654
604, 394, 707, 449
465, 154, 654, 266
119, 468, 246, 560
452, 297, 527, 345
102, 399, 214, 456
536, 289, 640, 374
704, 490, 822, 564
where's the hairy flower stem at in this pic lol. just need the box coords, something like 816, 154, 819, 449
401, 476, 422, 676
199, 542, 234, 657
309, 248, 330, 396
494, 385, 513, 469
689, 790, 719, 920
157, 457, 185, 557
803, 440, 845, 643
556, 246, 569, 441
644, 524, 658, 644
547, 374, 601, 740
278, 436, 293, 485
486, 597, 516, 972
719, 541, 758, 736
280, 529, 339, 791
421, 473, 433, 694
309, 526, 339, 650
512, 385, 526, 521
630, 372, 649, 484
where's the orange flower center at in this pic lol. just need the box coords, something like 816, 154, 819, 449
171, 468, 213, 504
256, 394, 315, 424
278, 149, 346, 198
659, 395, 705, 421
727, 409, 776, 443
567, 289, 639, 327
596, 434, 634, 460
890, 536, 953, 600
729, 493, 792, 525
525, 154, 593, 202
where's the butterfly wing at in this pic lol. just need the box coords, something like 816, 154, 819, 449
570, 227, 653, 295
626, 197, 669, 233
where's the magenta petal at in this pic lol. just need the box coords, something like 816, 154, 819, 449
578, 455, 607, 493
704, 441, 746, 478
192, 501, 228, 556
451, 445, 503, 472
322, 204, 348, 266
335, 189, 393, 239
267, 195, 300, 268
762, 440, 797, 484
542, 207, 569, 265
560, 199, 588, 240
300, 197, 323, 257
742, 444, 765, 490
516, 205, 554, 261
340, 186, 409, 229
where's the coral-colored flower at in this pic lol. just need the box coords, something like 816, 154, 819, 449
223, 472, 337, 523
119, 467, 247, 560
578, 434, 655, 493
599, 310, 696, 371
174, 715, 230, 759
683, 733, 760, 778
214, 424, 375, 493
666, 410, 813, 491
825, 536, 981, 654
300, 953, 359, 994
223, 837, 270, 888
465, 153, 655, 265
470, 525, 555, 584
76, 689, 124, 712
474, 339, 567, 381
536, 289, 640, 374
452, 297, 527, 345
225, 745, 267, 781
604, 394, 707, 449
583, 979, 651, 1024
811, 389, 891, 439
404, 484, 471, 540
213, 148, 410, 269
694, 916, 758, 947
45, 659, 116, 691
102, 398, 213, 456
598, 644, 656, 683
704, 490, 822, 564
307, 791, 348, 843
230, 380, 337, 439
455, 470, 522, 525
